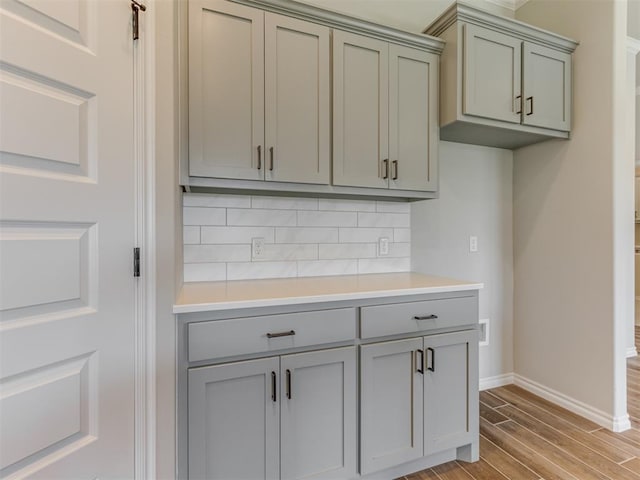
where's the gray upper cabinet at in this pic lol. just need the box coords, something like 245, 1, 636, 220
189, 0, 330, 184
424, 2, 578, 150
333, 32, 439, 192
183, 0, 444, 200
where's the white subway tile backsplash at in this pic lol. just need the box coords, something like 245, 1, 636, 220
318, 198, 376, 212
184, 207, 226, 226
202, 226, 275, 244
183, 226, 201, 245
251, 196, 318, 210
319, 243, 376, 260
275, 227, 339, 244
358, 258, 411, 274
339, 227, 394, 243
184, 263, 226, 282
184, 244, 251, 263
298, 210, 357, 227
228, 208, 297, 227
358, 212, 410, 228
182, 193, 410, 281
227, 261, 297, 281
297, 259, 358, 277
184, 193, 251, 208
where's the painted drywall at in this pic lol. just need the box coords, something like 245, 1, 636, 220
514, 0, 631, 429
412, 142, 514, 386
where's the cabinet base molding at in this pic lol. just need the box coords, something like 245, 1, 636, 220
513, 374, 631, 432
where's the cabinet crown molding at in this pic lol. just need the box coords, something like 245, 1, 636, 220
424, 1, 578, 54
227, 0, 445, 54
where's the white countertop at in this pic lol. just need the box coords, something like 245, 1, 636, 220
174, 272, 483, 314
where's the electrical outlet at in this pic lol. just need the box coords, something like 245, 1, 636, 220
378, 237, 389, 256
252, 237, 265, 260
469, 236, 478, 253
479, 319, 489, 346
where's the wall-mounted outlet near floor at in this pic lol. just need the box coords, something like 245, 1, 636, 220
479, 318, 489, 346
469, 235, 478, 253
378, 237, 389, 256
252, 237, 265, 260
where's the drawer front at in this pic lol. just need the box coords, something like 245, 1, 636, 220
360, 296, 477, 339
188, 308, 356, 362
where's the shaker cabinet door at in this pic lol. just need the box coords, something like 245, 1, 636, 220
188, 357, 280, 480
189, 0, 265, 180
389, 44, 439, 192
463, 24, 522, 124
280, 347, 357, 480
265, 13, 330, 185
333, 30, 390, 189
522, 42, 571, 131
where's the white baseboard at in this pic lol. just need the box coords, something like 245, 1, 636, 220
514, 374, 631, 432
627, 346, 638, 358
479, 373, 514, 391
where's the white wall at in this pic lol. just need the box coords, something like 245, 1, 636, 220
514, 0, 631, 430
412, 142, 514, 385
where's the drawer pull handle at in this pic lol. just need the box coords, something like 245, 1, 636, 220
271, 371, 277, 402
286, 369, 292, 399
414, 314, 438, 321
267, 330, 295, 339
426, 347, 435, 372
416, 349, 424, 374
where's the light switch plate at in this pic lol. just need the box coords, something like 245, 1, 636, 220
378, 237, 389, 256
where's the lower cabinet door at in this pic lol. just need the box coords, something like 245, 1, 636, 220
188, 356, 280, 480
423, 330, 478, 455
280, 347, 357, 480
360, 338, 424, 474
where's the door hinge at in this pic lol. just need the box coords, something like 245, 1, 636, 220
133, 247, 141, 278
131, 0, 147, 41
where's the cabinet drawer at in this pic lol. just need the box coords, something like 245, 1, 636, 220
188, 308, 356, 362
360, 296, 476, 339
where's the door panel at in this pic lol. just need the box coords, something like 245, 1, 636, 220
522, 43, 571, 131
188, 357, 280, 480
189, 0, 264, 180
463, 24, 522, 124
280, 347, 356, 480
265, 13, 330, 185
333, 30, 389, 189
0, 0, 135, 477
423, 330, 477, 455
360, 338, 423, 474
389, 44, 438, 192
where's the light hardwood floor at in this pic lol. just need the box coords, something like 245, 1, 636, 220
400, 327, 640, 479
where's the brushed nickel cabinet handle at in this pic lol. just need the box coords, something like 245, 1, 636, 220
414, 314, 438, 321
257, 146, 262, 170
392, 160, 398, 180
266, 330, 295, 339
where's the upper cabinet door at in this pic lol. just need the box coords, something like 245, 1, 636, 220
280, 347, 357, 480
265, 14, 330, 185
522, 43, 571, 132
389, 45, 439, 192
333, 31, 389, 189
189, 0, 264, 180
463, 24, 522, 124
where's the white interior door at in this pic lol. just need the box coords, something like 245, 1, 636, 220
0, 0, 136, 478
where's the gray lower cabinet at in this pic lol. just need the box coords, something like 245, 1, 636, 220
188, 347, 357, 480
360, 330, 477, 475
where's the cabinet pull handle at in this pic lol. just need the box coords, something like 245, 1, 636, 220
286, 369, 292, 399
526, 96, 533, 116
269, 147, 274, 171
382, 159, 389, 179
426, 347, 435, 372
392, 160, 398, 180
416, 349, 424, 374
257, 146, 262, 170
271, 371, 277, 402
266, 330, 295, 339
414, 314, 438, 321
515, 95, 522, 114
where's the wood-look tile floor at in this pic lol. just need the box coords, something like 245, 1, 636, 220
399, 328, 640, 479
